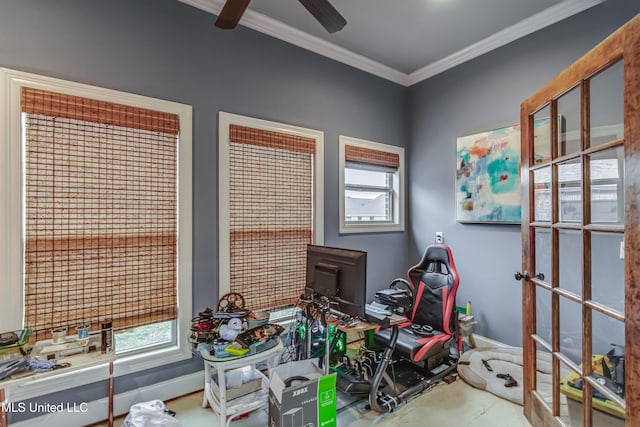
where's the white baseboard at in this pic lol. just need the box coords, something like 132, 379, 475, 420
472, 334, 513, 349
10, 370, 204, 427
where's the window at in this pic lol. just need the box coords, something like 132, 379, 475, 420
219, 112, 324, 310
339, 136, 404, 233
345, 168, 393, 222
0, 68, 192, 394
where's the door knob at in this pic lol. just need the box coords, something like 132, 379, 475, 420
515, 271, 530, 281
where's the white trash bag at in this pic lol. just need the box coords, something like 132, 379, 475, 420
123, 399, 182, 427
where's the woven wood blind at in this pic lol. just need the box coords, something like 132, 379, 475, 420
22, 87, 179, 341
228, 125, 315, 309
345, 145, 400, 170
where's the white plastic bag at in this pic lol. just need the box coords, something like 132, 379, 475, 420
123, 400, 182, 427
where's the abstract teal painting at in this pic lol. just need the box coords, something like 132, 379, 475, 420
456, 125, 521, 223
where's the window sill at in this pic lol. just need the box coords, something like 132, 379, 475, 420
339, 223, 404, 234
4, 344, 192, 402
114, 343, 192, 376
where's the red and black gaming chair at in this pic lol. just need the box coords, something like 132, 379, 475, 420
374, 244, 460, 370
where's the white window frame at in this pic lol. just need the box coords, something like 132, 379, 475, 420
339, 136, 405, 234
218, 111, 324, 297
0, 68, 192, 400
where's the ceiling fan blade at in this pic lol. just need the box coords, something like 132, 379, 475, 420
298, 0, 347, 33
215, 0, 252, 29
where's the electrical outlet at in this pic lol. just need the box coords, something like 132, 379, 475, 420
435, 232, 444, 244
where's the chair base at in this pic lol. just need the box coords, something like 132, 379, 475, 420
379, 359, 432, 392
335, 367, 371, 395
367, 324, 459, 413
423, 342, 453, 372
369, 357, 458, 413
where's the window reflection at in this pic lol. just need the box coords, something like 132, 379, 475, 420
590, 61, 624, 148
533, 106, 551, 165
533, 167, 551, 222
558, 160, 582, 223
590, 147, 624, 225
557, 87, 581, 156
591, 232, 624, 313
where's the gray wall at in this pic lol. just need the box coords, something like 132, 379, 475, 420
0, 0, 408, 421
407, 0, 640, 346
2, 0, 639, 419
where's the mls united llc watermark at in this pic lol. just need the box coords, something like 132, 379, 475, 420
2, 401, 89, 414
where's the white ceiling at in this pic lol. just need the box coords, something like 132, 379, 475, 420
179, 0, 606, 86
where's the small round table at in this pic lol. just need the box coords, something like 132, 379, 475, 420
198, 341, 283, 427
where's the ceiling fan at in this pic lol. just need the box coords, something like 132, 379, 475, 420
215, 0, 347, 33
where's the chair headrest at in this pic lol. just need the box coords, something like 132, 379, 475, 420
417, 245, 453, 271
406, 244, 454, 287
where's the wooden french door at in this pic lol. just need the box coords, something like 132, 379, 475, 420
520, 14, 640, 427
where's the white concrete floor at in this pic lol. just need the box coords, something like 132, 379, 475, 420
94, 377, 627, 426
99, 377, 532, 427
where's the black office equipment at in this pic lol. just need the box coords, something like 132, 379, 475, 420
305, 245, 367, 318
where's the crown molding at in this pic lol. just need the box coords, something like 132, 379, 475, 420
179, 0, 224, 17
406, 0, 606, 85
179, 0, 605, 87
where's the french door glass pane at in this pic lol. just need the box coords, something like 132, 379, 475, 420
559, 297, 582, 365
591, 310, 626, 421
589, 147, 624, 225
559, 159, 582, 223
536, 286, 552, 346
590, 232, 624, 313
534, 105, 552, 165
534, 345, 554, 410
558, 358, 583, 426
534, 228, 551, 283
591, 405, 625, 426
557, 86, 582, 157
589, 60, 624, 148
592, 310, 625, 370
533, 167, 551, 222
559, 230, 583, 296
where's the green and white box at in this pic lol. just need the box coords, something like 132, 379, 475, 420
269, 359, 337, 427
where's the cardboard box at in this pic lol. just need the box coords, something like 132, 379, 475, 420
269, 359, 336, 427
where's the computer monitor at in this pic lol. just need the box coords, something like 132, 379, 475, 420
305, 244, 367, 317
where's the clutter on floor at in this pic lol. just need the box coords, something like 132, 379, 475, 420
458, 344, 626, 420
559, 348, 626, 420
457, 346, 552, 405
123, 399, 181, 427
268, 359, 337, 427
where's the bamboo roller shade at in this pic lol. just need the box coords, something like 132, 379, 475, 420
345, 144, 400, 170
230, 124, 315, 154
22, 87, 179, 134
228, 125, 315, 309
21, 87, 179, 341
